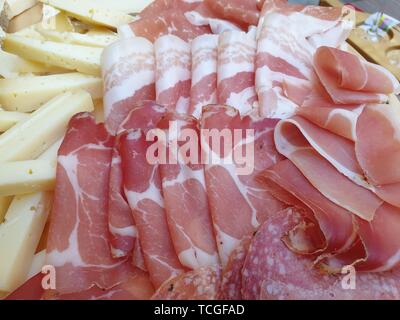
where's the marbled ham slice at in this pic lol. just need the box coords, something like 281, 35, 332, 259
190, 34, 218, 119
101, 38, 156, 134
151, 265, 221, 300
256, 2, 352, 118
217, 29, 258, 115
120, 130, 187, 289
157, 113, 219, 269
46, 113, 132, 294
139, 0, 203, 19
313, 47, 400, 105
241, 208, 400, 300
201, 105, 286, 266
155, 35, 192, 113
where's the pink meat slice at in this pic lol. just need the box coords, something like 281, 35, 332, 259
46, 113, 132, 294
120, 129, 187, 289
157, 113, 219, 269
139, 0, 203, 19
190, 34, 219, 119
151, 265, 221, 300
217, 29, 258, 115
200, 105, 286, 266
241, 208, 400, 300
101, 37, 156, 134
155, 35, 192, 113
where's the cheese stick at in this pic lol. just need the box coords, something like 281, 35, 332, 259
7, 2, 43, 33
4, 35, 102, 76
0, 90, 93, 162
0, 73, 102, 112
0, 110, 30, 132
39, 0, 134, 29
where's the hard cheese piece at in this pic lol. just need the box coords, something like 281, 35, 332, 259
0, 196, 12, 222
0, 90, 93, 162
0, 49, 66, 78
0, 159, 56, 196
37, 29, 118, 47
7, 2, 43, 33
4, 35, 102, 75
0, 73, 102, 112
40, 0, 134, 29
0, 110, 29, 132
5, 0, 38, 18
0, 191, 52, 292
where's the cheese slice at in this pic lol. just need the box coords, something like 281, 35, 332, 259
0, 49, 66, 78
37, 29, 118, 47
0, 110, 30, 132
0, 72, 102, 112
0, 90, 93, 162
4, 35, 102, 75
40, 0, 134, 29
7, 2, 43, 33
0, 159, 56, 197
0, 191, 52, 292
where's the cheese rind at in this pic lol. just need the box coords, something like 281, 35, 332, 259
0, 196, 12, 222
0, 160, 56, 197
0, 110, 30, 132
4, 35, 102, 75
0, 90, 93, 162
39, 0, 134, 29
0, 73, 102, 112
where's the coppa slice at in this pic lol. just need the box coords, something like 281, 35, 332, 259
155, 35, 191, 114
157, 113, 219, 270
120, 129, 187, 289
201, 105, 285, 266
46, 113, 132, 294
101, 37, 155, 134
241, 208, 400, 300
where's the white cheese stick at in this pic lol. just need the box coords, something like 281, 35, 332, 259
37, 29, 118, 48
0, 159, 56, 196
0, 73, 102, 112
0, 90, 93, 162
4, 35, 102, 75
0, 191, 52, 292
39, 0, 134, 29
0, 110, 30, 132
7, 2, 43, 33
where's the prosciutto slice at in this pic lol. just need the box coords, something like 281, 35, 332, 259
313, 46, 400, 105
241, 208, 400, 300
217, 29, 258, 115
256, 2, 352, 118
101, 38, 156, 134
120, 129, 187, 289
155, 35, 192, 113
157, 113, 219, 269
200, 105, 285, 266
139, 0, 202, 19
190, 34, 219, 118
46, 113, 132, 294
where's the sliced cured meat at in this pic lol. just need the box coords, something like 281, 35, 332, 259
151, 265, 221, 300
241, 208, 400, 300
256, 3, 352, 118
139, 0, 203, 19
201, 105, 286, 265
274, 116, 383, 221
155, 35, 192, 113
119, 10, 211, 43
190, 34, 218, 118
101, 37, 156, 134
217, 30, 257, 115
46, 113, 132, 294
5, 273, 45, 300
314, 47, 400, 105
157, 113, 219, 269
120, 130, 187, 289
219, 236, 251, 300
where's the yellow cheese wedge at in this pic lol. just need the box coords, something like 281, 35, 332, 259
0, 159, 56, 197
0, 110, 29, 132
0, 72, 102, 112
0, 90, 93, 162
37, 29, 118, 48
40, 0, 134, 29
5, 0, 38, 19
4, 34, 102, 75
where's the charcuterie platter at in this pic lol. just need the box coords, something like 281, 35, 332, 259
1, 0, 400, 301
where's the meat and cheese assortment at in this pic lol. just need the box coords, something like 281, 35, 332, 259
1, 0, 400, 300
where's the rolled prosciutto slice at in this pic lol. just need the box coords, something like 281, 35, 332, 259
46, 113, 132, 294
